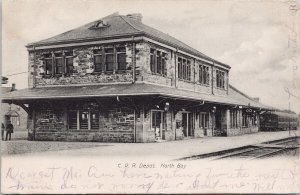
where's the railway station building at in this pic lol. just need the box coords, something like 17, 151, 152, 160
2, 13, 271, 142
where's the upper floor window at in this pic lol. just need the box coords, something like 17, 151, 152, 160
43, 51, 73, 76
93, 49, 104, 72
199, 64, 210, 85
55, 53, 63, 74
44, 53, 53, 75
105, 48, 114, 71
93, 46, 127, 72
178, 57, 191, 81
65, 52, 74, 73
150, 48, 167, 76
216, 69, 225, 89
117, 47, 126, 70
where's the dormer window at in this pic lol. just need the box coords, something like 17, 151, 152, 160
90, 20, 109, 29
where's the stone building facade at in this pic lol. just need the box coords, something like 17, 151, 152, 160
3, 13, 269, 142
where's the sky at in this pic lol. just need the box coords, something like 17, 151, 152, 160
2, 0, 300, 113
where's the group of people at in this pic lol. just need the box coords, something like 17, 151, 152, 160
1, 122, 14, 141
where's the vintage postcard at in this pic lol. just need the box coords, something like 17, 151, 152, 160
1, 0, 300, 194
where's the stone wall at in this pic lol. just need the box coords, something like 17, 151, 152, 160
142, 109, 156, 142
29, 43, 135, 87
28, 41, 230, 98
34, 103, 135, 143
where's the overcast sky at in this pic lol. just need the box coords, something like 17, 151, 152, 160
2, 0, 300, 113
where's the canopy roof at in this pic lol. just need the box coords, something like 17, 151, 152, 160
2, 83, 271, 110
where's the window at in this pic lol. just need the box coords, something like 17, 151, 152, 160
55, 53, 63, 74
230, 110, 238, 128
94, 49, 104, 72
44, 51, 73, 75
65, 52, 74, 74
199, 113, 209, 128
105, 48, 114, 71
10, 116, 20, 126
90, 111, 99, 129
199, 64, 210, 85
117, 47, 126, 70
68, 110, 99, 130
79, 111, 89, 129
150, 48, 167, 76
178, 57, 191, 81
216, 70, 225, 88
44, 54, 53, 75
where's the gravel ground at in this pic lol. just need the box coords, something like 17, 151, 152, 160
1, 140, 111, 155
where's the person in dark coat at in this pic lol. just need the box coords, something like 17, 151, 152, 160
1, 123, 5, 141
5, 123, 14, 141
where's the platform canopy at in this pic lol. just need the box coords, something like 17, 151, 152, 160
2, 83, 271, 110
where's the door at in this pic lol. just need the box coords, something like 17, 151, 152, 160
182, 112, 194, 137
151, 111, 165, 140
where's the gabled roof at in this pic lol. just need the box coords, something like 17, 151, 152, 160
2, 83, 271, 110
27, 13, 230, 68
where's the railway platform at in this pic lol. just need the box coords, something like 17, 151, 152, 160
1, 129, 299, 160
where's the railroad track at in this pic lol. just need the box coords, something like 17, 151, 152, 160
177, 137, 300, 161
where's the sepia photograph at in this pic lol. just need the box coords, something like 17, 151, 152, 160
1, 0, 300, 194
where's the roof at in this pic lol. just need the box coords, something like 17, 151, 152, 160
5, 110, 19, 117
27, 13, 230, 68
2, 83, 270, 109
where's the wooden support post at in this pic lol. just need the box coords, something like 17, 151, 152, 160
132, 40, 136, 83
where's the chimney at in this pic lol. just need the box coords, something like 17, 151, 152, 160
126, 13, 143, 22
253, 97, 260, 102
11, 83, 16, 91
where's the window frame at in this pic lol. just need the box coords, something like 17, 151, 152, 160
68, 110, 100, 130
150, 48, 167, 76
44, 54, 53, 75
43, 51, 73, 76
199, 63, 210, 85
177, 56, 191, 81
54, 53, 64, 75
116, 46, 127, 71
93, 49, 104, 72
216, 69, 225, 89
199, 112, 209, 129
105, 47, 114, 72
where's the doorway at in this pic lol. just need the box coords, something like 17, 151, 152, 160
182, 112, 194, 137
151, 110, 165, 140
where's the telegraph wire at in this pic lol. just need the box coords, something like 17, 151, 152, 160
3, 71, 29, 77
